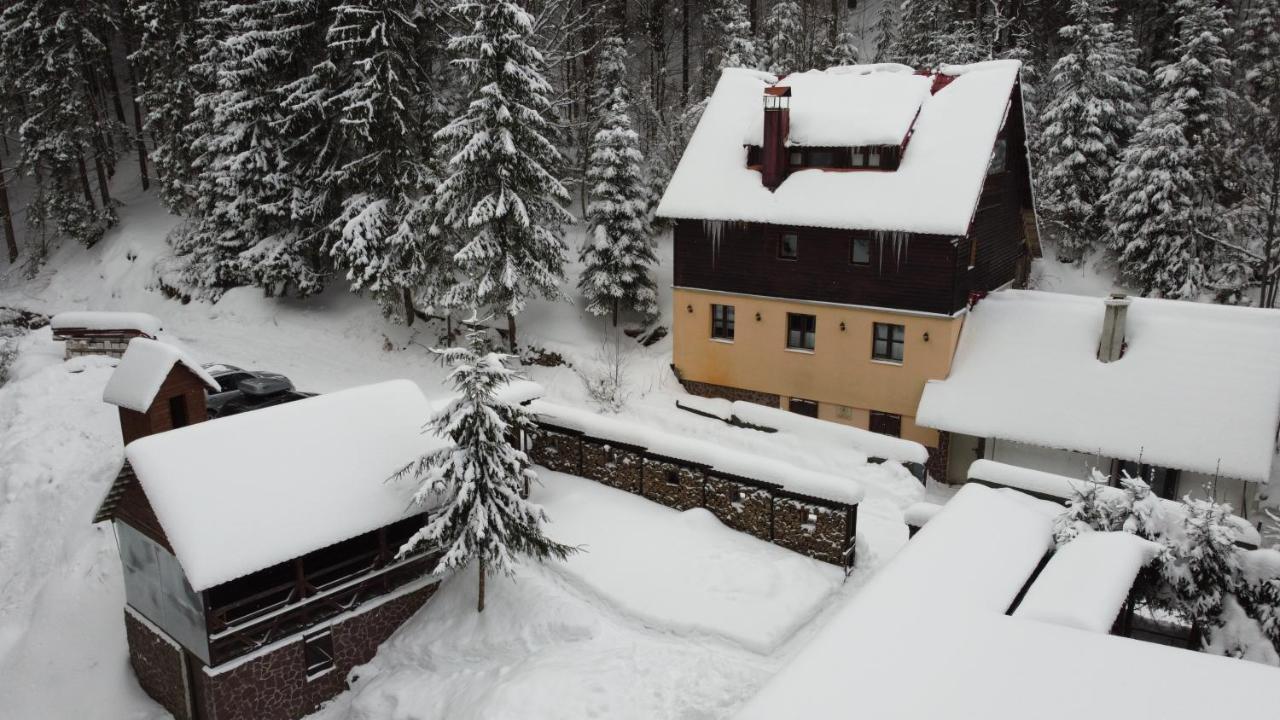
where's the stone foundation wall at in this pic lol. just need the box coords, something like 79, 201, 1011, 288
771, 497, 853, 566
925, 431, 950, 483
534, 421, 857, 567
680, 379, 781, 409
193, 582, 437, 720
580, 438, 643, 493
703, 475, 773, 540
66, 337, 132, 359
124, 608, 192, 720
641, 457, 706, 511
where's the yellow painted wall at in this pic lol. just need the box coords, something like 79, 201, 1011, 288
673, 288, 966, 448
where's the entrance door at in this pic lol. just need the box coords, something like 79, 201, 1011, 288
869, 411, 902, 437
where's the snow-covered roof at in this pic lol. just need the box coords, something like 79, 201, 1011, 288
736, 483, 1280, 719
50, 311, 162, 336
657, 60, 1021, 235
531, 399, 864, 505
918, 290, 1280, 483
741, 67, 931, 147
102, 338, 220, 413
125, 380, 441, 592
729, 399, 928, 465
1014, 532, 1162, 634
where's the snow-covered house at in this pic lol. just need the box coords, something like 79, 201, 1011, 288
656, 61, 1037, 478
917, 290, 1280, 515
95, 369, 444, 720
50, 310, 163, 359
735, 483, 1280, 719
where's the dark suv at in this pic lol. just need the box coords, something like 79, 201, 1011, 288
202, 364, 314, 418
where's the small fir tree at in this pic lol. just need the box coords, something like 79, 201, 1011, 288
1038, 0, 1146, 263
1103, 0, 1234, 298
433, 0, 572, 350
580, 38, 659, 326
1172, 498, 1243, 637
821, 29, 861, 67
871, 0, 899, 63
763, 1, 804, 75
397, 327, 575, 612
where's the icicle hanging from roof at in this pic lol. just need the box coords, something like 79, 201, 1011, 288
703, 220, 726, 269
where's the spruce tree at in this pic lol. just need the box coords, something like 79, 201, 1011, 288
1173, 498, 1243, 638
704, 0, 761, 84
763, 1, 804, 75
433, 0, 572, 350
821, 30, 861, 68
323, 0, 450, 323
1038, 0, 1146, 264
871, 0, 899, 63
580, 37, 659, 326
397, 327, 575, 612
1104, 0, 1234, 298
1233, 0, 1280, 307
892, 0, 986, 67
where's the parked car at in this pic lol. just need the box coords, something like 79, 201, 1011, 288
202, 363, 310, 418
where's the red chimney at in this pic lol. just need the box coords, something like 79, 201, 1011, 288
762, 86, 791, 191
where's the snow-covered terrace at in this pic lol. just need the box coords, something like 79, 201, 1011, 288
657, 60, 1022, 235
736, 484, 1280, 719
918, 290, 1280, 483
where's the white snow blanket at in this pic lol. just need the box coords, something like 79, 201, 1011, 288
741, 68, 931, 147
50, 310, 162, 336
126, 379, 442, 591
919, 290, 1280, 483
658, 60, 1021, 235
729, 400, 928, 465
538, 472, 842, 654
736, 484, 1280, 719
101, 337, 219, 413
531, 399, 865, 505
1014, 532, 1162, 634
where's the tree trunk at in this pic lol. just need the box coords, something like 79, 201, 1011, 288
612, 299, 619, 327
477, 555, 487, 613
681, 0, 690, 100
78, 154, 96, 209
507, 312, 518, 353
122, 33, 151, 191
1261, 160, 1279, 308
749, 0, 758, 33
830, 0, 841, 45
103, 52, 129, 126
403, 287, 415, 326
94, 152, 112, 208
0, 154, 17, 264
446, 315, 454, 346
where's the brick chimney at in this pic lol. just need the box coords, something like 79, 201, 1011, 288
762, 86, 791, 191
1098, 293, 1131, 363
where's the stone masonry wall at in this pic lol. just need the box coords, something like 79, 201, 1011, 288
534, 421, 857, 568
771, 497, 852, 566
125, 608, 192, 720
580, 438, 643, 493
926, 430, 950, 484
641, 457, 706, 511
703, 475, 773, 540
195, 582, 437, 720
681, 379, 781, 409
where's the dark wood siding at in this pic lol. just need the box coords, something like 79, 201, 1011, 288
674, 221, 962, 314
968, 82, 1033, 293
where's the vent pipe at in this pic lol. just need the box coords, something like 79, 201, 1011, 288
1099, 293, 1131, 363
761, 86, 791, 191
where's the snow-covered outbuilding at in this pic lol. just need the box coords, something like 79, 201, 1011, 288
656, 61, 1038, 479
95, 374, 445, 720
50, 310, 163, 359
735, 484, 1280, 720
101, 337, 220, 445
918, 289, 1280, 515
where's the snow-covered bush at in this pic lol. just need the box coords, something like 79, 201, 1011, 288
0, 337, 17, 386
577, 331, 632, 413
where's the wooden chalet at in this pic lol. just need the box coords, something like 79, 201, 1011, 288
96, 351, 443, 720
656, 61, 1037, 480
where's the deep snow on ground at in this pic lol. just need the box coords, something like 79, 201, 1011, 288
0, 162, 918, 719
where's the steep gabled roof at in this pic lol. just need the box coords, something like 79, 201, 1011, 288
102, 338, 219, 412
917, 290, 1280, 482
657, 61, 1022, 236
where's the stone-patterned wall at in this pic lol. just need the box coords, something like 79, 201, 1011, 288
66, 337, 132, 359
580, 438, 643, 493
681, 379, 780, 409
641, 457, 706, 511
926, 431, 950, 483
195, 583, 437, 720
770, 497, 852, 566
125, 608, 192, 720
528, 427, 581, 475
703, 475, 773, 540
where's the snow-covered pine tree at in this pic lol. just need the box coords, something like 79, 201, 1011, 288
129, 0, 203, 212
396, 326, 575, 612
0, 0, 120, 254
763, 1, 804, 75
433, 0, 572, 350
580, 37, 659, 326
1103, 0, 1234, 298
1172, 498, 1243, 639
703, 0, 761, 82
1037, 0, 1146, 264
871, 0, 899, 63
322, 0, 451, 324
821, 30, 860, 68
892, 0, 986, 67
1232, 0, 1280, 307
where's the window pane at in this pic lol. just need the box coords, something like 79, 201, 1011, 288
789, 151, 803, 165
850, 151, 865, 167
867, 150, 881, 167
779, 234, 798, 258
892, 325, 905, 343
851, 237, 870, 264
809, 151, 834, 167
873, 338, 888, 357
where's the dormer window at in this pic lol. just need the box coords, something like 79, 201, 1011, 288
868, 149, 882, 167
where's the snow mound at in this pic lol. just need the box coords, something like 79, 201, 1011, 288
50, 310, 162, 336
741, 69, 932, 147
730, 400, 928, 466
1014, 532, 1162, 634
102, 337, 219, 412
